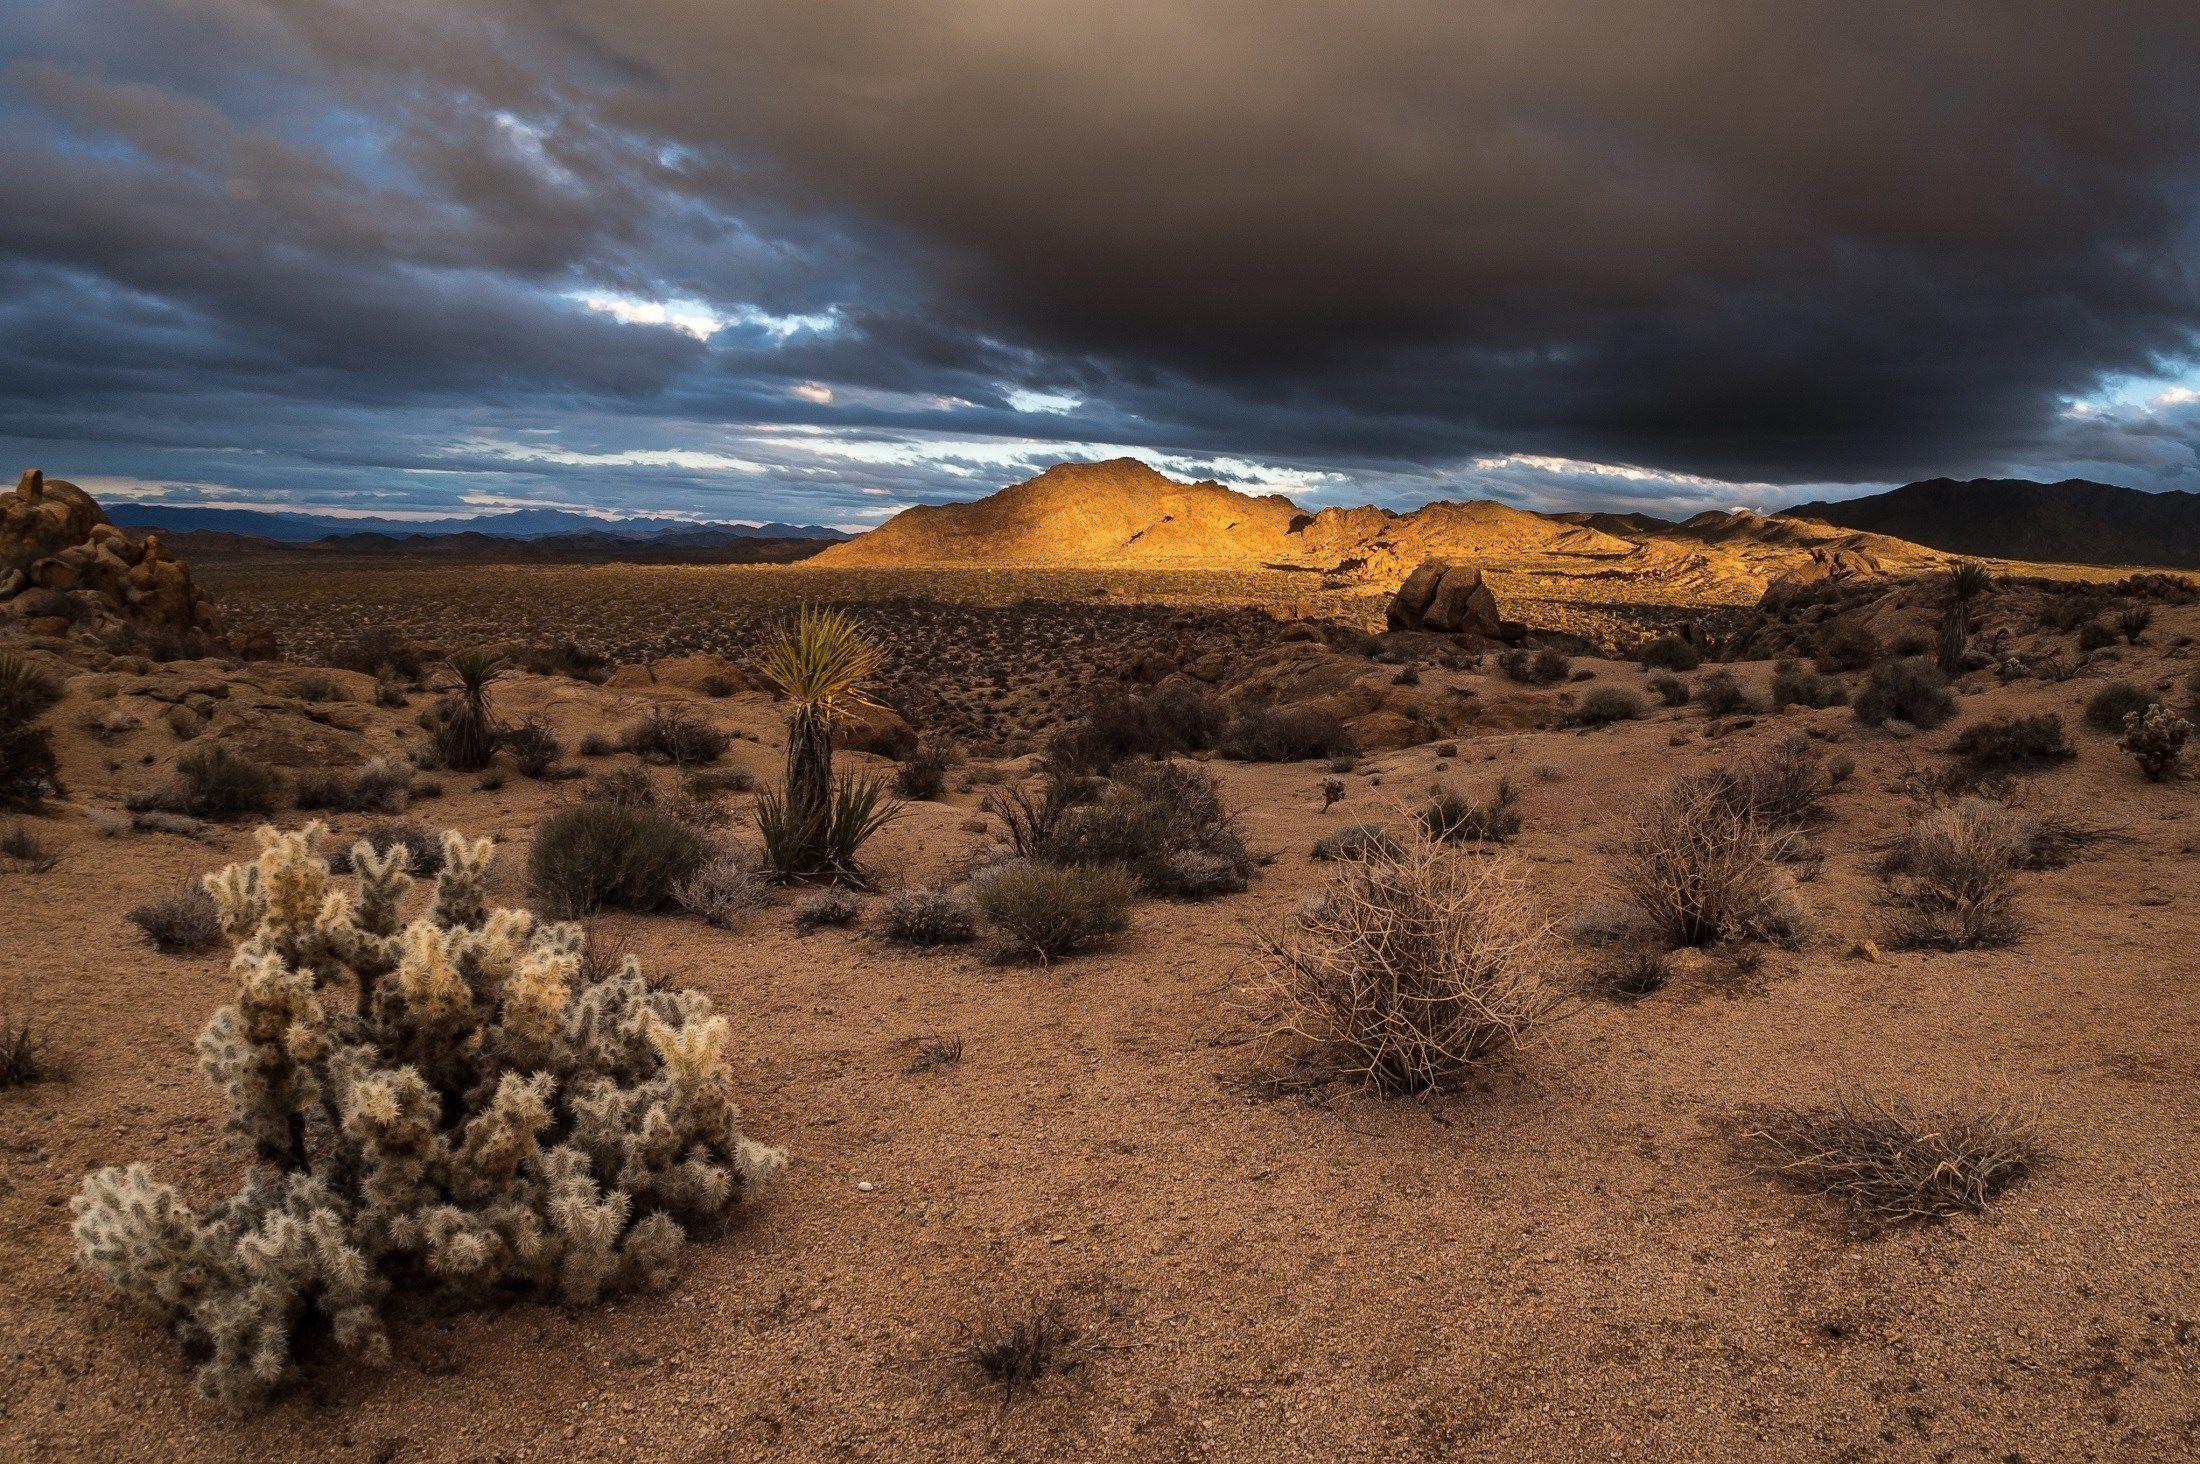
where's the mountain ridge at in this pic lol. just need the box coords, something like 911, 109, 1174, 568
1780, 477, 2200, 568
107, 503, 850, 544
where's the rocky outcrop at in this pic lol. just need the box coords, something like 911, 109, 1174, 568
1756, 547, 1886, 608
1385, 558, 1504, 637
2, 470, 223, 639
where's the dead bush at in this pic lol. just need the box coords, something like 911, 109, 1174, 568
1882, 797, 2029, 950
881, 887, 978, 947
1418, 777, 1522, 844
1255, 835, 1554, 1095
1606, 774, 1807, 947
1739, 1092, 2036, 1226
126, 884, 224, 954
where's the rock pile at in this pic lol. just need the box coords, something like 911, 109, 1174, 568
1, 470, 222, 639
1385, 558, 1517, 639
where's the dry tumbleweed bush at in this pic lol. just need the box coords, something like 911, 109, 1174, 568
1254, 833, 1554, 1095
1739, 1091, 2038, 1226
1606, 772, 1808, 948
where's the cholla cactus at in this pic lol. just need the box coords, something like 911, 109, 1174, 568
2121, 703, 2191, 781
72, 822, 782, 1408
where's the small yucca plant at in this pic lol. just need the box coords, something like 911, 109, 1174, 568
433, 649, 506, 772
756, 607, 888, 874
1937, 561, 1994, 674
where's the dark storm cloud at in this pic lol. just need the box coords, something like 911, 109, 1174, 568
2, 0, 2198, 519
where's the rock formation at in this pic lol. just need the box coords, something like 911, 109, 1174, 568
1, 470, 223, 640
1385, 558, 1504, 637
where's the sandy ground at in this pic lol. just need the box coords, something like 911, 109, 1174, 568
2, 623, 2198, 1461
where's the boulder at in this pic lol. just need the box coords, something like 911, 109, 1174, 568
1, 469, 224, 640
1386, 559, 1503, 637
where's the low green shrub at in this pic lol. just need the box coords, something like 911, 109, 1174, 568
976, 860, 1138, 962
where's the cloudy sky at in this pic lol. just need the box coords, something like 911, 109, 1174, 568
3, 1, 2198, 528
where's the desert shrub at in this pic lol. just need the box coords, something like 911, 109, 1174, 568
1497, 648, 1572, 685
754, 772, 901, 881
1638, 634, 1701, 672
1037, 761, 1249, 898
1883, 797, 2028, 949
503, 716, 565, 779
685, 767, 754, 799
294, 757, 413, 815
126, 883, 224, 954
1418, 777, 1521, 844
622, 704, 728, 766
1320, 776, 1346, 811
1607, 774, 1807, 947
510, 639, 611, 683
1950, 713, 2073, 770
976, 860, 1138, 962
426, 650, 505, 773
294, 673, 347, 704
880, 887, 977, 946
2075, 618, 2119, 653
328, 627, 427, 681
2084, 680, 2161, 732
2040, 594, 2096, 633
1852, 657, 1956, 729
893, 735, 961, 799
330, 820, 445, 876
133, 746, 282, 821
1704, 734, 1852, 830
1218, 706, 1357, 763
1740, 1092, 2035, 1226
577, 732, 614, 757
1695, 670, 1761, 718
588, 766, 657, 807
1046, 683, 1226, 774
1313, 822, 1402, 862
0, 652, 64, 808
983, 769, 1092, 859
72, 823, 780, 1408
1571, 687, 1644, 726
1769, 663, 1846, 710
1812, 620, 1881, 673
1255, 835, 1553, 1094
1648, 673, 1690, 707
2120, 703, 2191, 781
0, 1013, 62, 1088
527, 799, 712, 916
674, 853, 771, 929
1, 819, 59, 871
794, 887, 862, 931
2116, 604, 2153, 642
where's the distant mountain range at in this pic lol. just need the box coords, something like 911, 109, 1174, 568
1781, 478, 2200, 569
108, 503, 849, 544
813, 457, 1947, 600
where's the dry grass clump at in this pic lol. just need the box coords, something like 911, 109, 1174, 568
903, 1033, 964, 1075
1694, 669, 1762, 717
1881, 797, 2029, 950
1739, 1092, 2037, 1226
622, 703, 729, 765
975, 860, 1138, 963
1648, 673, 1690, 707
1255, 834, 1554, 1095
0, 1012, 64, 1087
881, 887, 978, 947
1418, 777, 1522, 845
794, 886, 863, 931
1769, 662, 1846, 710
674, 853, 772, 929
893, 735, 962, 799
329, 820, 446, 876
501, 715, 565, 779
1312, 822, 1402, 862
1606, 773, 1807, 948
1047, 683, 1226, 774
983, 766, 1092, 858
1, 819, 60, 872
961, 1297, 1091, 1405
126, 883, 224, 954
1704, 734, 1853, 831
1638, 634, 1702, 671
1497, 647, 1572, 685
130, 746, 283, 821
1949, 713, 2073, 771
1218, 705, 1357, 763
1853, 657, 1956, 730
294, 757, 414, 814
2083, 680, 2160, 733
1571, 687, 1645, 726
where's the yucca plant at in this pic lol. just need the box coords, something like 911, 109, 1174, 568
756, 606, 888, 873
0, 652, 64, 808
756, 770, 902, 881
432, 649, 506, 772
1937, 560, 1993, 675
